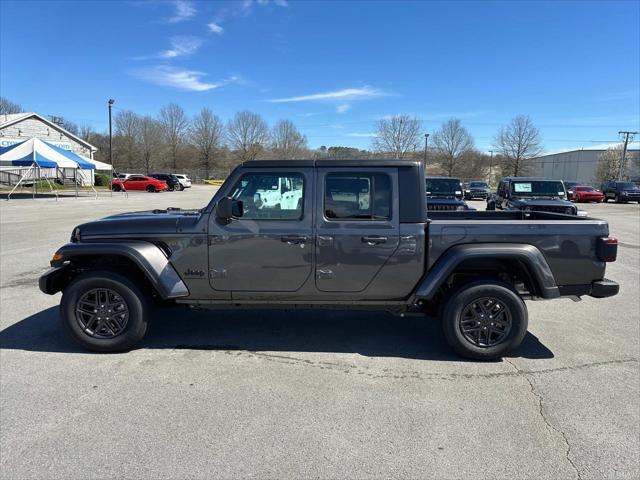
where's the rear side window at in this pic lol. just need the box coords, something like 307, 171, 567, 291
229, 172, 304, 220
324, 173, 391, 220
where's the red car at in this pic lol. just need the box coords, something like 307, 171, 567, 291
572, 185, 604, 203
112, 175, 168, 192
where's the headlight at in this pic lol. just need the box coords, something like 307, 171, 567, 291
565, 207, 574, 214
621, 191, 628, 195
71, 227, 81, 242
456, 205, 466, 211
465, 189, 470, 193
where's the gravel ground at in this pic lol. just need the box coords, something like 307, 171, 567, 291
1, 186, 638, 479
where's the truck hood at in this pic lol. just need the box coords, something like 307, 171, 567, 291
77, 208, 202, 238
511, 198, 573, 207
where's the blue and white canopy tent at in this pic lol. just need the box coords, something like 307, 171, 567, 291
0, 137, 97, 200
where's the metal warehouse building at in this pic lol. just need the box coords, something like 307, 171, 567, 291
531, 148, 639, 183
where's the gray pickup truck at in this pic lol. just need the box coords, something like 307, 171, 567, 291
40, 160, 620, 359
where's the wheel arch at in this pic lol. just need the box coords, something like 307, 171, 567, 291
414, 243, 560, 301
40, 241, 189, 299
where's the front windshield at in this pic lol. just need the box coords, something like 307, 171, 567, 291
511, 181, 566, 196
469, 182, 488, 188
617, 182, 637, 189
425, 178, 461, 193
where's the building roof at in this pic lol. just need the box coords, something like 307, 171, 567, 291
0, 112, 97, 152
537, 143, 640, 157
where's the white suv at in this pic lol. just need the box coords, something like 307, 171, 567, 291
174, 174, 192, 189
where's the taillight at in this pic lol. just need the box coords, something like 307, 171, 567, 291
597, 237, 618, 262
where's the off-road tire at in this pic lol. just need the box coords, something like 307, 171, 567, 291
442, 279, 528, 360
60, 271, 150, 352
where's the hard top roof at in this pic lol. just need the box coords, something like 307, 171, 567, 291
241, 159, 422, 168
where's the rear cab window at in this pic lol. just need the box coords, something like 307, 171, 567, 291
324, 173, 391, 220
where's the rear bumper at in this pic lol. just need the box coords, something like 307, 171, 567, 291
590, 279, 619, 298
557, 279, 619, 298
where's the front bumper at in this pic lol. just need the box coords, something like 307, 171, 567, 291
39, 265, 71, 295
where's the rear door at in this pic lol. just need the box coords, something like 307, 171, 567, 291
208, 168, 313, 293
315, 167, 399, 293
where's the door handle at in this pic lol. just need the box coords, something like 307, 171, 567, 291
361, 236, 388, 245
281, 235, 308, 244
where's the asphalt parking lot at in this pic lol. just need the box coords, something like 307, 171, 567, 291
1, 186, 638, 479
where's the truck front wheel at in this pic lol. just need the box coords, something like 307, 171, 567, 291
60, 271, 150, 352
442, 280, 528, 360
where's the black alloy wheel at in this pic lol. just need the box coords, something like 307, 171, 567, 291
458, 297, 512, 348
75, 288, 129, 338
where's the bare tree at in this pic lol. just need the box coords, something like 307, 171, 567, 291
373, 114, 422, 159
138, 116, 163, 174
271, 119, 308, 159
227, 111, 270, 161
114, 110, 141, 170
190, 108, 224, 179
494, 115, 543, 176
431, 118, 475, 176
159, 103, 190, 171
0, 96, 22, 115
79, 124, 96, 143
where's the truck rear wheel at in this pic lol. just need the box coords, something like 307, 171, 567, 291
60, 271, 150, 352
442, 280, 528, 360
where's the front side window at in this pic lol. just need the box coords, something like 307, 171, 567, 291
324, 173, 391, 220
229, 172, 304, 220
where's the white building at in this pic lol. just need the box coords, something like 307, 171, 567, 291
0, 112, 97, 158
531, 147, 640, 183
0, 112, 100, 187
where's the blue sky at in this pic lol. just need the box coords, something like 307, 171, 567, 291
1, 0, 639, 152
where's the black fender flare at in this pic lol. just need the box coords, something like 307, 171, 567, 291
414, 243, 559, 300
41, 241, 189, 299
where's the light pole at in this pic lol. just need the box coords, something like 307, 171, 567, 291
488, 150, 494, 185
108, 99, 115, 196
424, 133, 429, 172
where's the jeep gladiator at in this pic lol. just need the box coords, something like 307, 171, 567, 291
40, 160, 620, 359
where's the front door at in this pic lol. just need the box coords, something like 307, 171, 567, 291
315, 168, 399, 293
208, 168, 313, 293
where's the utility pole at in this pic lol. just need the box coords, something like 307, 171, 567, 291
108, 99, 115, 196
617, 131, 638, 180
424, 133, 429, 172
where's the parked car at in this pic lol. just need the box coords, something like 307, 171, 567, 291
174, 174, 192, 189
40, 160, 619, 359
150, 173, 181, 191
425, 176, 473, 211
487, 177, 576, 215
563, 180, 581, 201
601, 180, 640, 203
464, 180, 491, 200
572, 185, 604, 203
112, 175, 168, 192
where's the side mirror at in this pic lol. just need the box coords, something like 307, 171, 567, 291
216, 197, 243, 223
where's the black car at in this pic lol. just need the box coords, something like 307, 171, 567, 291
600, 180, 640, 203
425, 176, 473, 211
464, 180, 491, 200
487, 177, 577, 215
150, 173, 182, 191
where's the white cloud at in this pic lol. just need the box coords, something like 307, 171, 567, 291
132, 66, 237, 92
167, 0, 196, 23
347, 132, 377, 138
160, 36, 203, 59
336, 104, 351, 114
207, 22, 224, 35
268, 86, 385, 103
